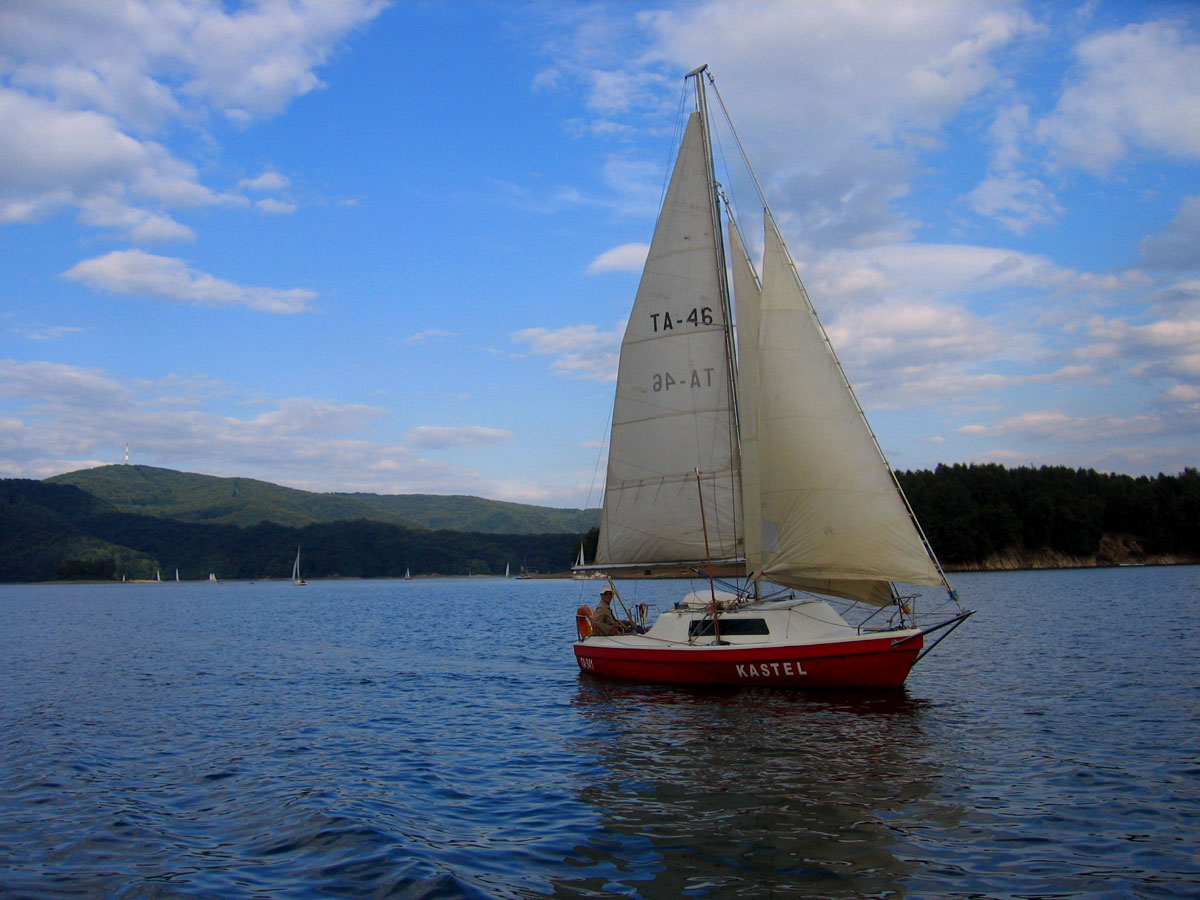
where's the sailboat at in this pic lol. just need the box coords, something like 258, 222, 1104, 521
572, 544, 604, 580
573, 66, 971, 688
292, 545, 306, 586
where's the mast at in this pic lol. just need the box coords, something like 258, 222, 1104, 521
688, 64, 743, 554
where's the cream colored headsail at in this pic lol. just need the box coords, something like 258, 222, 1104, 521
595, 111, 741, 567
752, 214, 943, 603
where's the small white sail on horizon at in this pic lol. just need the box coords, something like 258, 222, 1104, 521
292, 545, 306, 585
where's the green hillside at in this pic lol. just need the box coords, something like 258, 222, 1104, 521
1, 478, 583, 582
46, 465, 599, 534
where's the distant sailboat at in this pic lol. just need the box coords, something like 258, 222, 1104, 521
175, 569, 179, 582
155, 569, 161, 583
505, 562, 510, 579
572, 66, 971, 688
292, 545, 306, 586
571, 544, 603, 580
208, 572, 217, 583
404, 566, 411, 580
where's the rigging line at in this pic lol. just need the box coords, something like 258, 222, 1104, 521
582, 379, 616, 515
705, 71, 771, 219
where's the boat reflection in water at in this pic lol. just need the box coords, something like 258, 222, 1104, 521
558, 679, 951, 898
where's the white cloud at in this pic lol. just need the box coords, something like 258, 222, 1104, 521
240, 171, 291, 192
403, 329, 458, 345
255, 197, 297, 215
406, 426, 514, 450
1139, 196, 1200, 272
180, 1, 388, 121
587, 242, 647, 273
0, 358, 129, 408
1037, 20, 1200, 172
1086, 307, 1200, 381
245, 398, 383, 437
966, 171, 1063, 235
0, 357, 497, 494
544, 1, 1035, 249
0, 0, 383, 241
511, 323, 622, 381
12, 324, 83, 342
959, 410, 1163, 443
62, 249, 315, 314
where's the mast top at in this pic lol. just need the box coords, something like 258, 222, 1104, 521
684, 63, 709, 79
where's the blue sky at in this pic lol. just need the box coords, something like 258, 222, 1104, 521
2, 0, 1198, 508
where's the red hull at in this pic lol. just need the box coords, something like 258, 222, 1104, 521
574, 632, 922, 688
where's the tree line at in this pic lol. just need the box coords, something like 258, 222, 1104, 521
579, 464, 1199, 570
2, 465, 1198, 582
897, 464, 1200, 565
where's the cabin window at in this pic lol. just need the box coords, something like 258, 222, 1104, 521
689, 617, 770, 637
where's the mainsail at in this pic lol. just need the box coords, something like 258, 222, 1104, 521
595, 111, 741, 568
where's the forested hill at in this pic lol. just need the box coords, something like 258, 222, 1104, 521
897, 464, 1200, 569
47, 465, 599, 534
0, 479, 581, 583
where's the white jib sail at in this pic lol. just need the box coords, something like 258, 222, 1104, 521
596, 111, 741, 568
751, 213, 943, 602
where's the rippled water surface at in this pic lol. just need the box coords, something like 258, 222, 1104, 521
1, 568, 1197, 898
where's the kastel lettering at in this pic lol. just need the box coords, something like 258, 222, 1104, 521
736, 661, 806, 678
578, 656, 595, 671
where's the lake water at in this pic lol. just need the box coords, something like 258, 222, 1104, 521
1, 567, 1197, 899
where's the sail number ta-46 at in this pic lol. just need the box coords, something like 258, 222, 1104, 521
649, 306, 716, 332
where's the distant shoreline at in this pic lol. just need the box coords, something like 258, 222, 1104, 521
19, 557, 1200, 586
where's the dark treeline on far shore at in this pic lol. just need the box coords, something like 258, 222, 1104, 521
897, 463, 1200, 568
1, 464, 1198, 583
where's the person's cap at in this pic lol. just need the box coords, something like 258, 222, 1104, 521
601, 589, 613, 596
